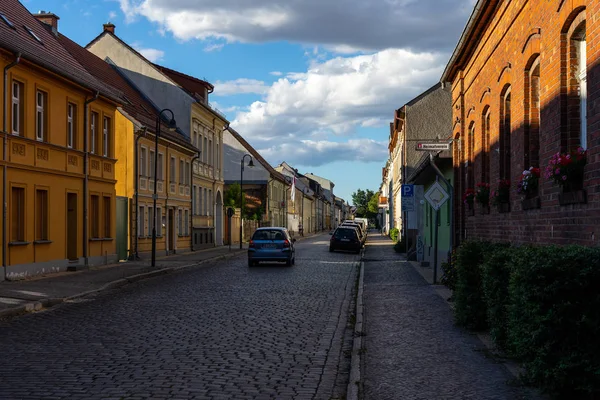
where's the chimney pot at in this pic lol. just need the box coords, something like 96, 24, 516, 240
103, 22, 115, 34
33, 11, 59, 36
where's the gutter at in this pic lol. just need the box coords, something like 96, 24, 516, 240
2, 52, 21, 280
440, 0, 485, 83
83, 91, 100, 269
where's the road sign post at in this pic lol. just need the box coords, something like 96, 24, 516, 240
227, 207, 234, 251
424, 180, 449, 284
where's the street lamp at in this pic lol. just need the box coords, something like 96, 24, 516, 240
151, 109, 177, 268
240, 153, 254, 249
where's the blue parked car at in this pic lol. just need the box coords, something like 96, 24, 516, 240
248, 227, 296, 267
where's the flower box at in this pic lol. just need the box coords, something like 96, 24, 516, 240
521, 197, 541, 210
558, 189, 586, 206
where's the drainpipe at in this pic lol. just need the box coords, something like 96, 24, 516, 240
131, 126, 147, 260
83, 91, 99, 268
190, 150, 200, 250
2, 52, 21, 280
429, 152, 454, 254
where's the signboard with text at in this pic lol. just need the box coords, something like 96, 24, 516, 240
416, 142, 451, 151
401, 184, 415, 211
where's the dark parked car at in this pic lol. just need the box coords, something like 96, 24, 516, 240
329, 226, 361, 253
340, 222, 366, 244
248, 227, 296, 266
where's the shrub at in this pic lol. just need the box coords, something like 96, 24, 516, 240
508, 245, 600, 397
440, 249, 457, 292
480, 243, 512, 351
453, 240, 491, 331
389, 227, 399, 242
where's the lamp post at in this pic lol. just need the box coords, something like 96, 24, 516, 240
240, 153, 254, 249
151, 109, 177, 268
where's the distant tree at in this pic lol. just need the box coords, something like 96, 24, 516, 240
352, 188, 375, 218
224, 183, 241, 207
367, 192, 379, 215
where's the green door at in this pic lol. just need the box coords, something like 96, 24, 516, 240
116, 196, 128, 261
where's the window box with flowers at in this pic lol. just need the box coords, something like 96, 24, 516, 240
463, 188, 475, 216
491, 179, 511, 213
475, 182, 490, 214
545, 147, 587, 205
518, 167, 541, 210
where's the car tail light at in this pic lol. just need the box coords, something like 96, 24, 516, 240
249, 240, 255, 248
283, 239, 290, 248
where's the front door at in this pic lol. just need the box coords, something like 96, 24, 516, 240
67, 193, 78, 261
168, 208, 175, 254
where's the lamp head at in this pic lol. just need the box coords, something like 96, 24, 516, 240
248, 158, 255, 168
167, 117, 177, 132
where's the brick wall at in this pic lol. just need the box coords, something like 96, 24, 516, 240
447, 0, 600, 246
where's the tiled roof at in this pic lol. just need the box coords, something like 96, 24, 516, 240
153, 63, 214, 101
57, 32, 197, 153
0, 0, 120, 103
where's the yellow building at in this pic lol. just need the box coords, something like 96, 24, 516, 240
60, 33, 197, 259
0, 5, 121, 280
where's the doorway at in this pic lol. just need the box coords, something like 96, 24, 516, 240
168, 208, 175, 254
67, 193, 78, 261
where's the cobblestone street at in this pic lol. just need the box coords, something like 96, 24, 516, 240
0, 235, 358, 400
362, 234, 543, 400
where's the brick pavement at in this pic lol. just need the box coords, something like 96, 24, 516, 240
361, 233, 544, 400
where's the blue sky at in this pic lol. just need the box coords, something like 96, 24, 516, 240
23, 0, 473, 203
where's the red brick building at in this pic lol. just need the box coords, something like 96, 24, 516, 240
442, 0, 599, 246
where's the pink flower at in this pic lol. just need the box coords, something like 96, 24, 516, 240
555, 168, 560, 174
562, 175, 567, 181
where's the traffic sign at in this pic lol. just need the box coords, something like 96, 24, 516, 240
401, 184, 415, 211
424, 181, 449, 210
416, 142, 451, 151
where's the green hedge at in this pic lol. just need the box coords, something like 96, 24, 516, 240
389, 227, 399, 242
453, 240, 491, 331
508, 245, 600, 398
393, 239, 406, 253
440, 249, 457, 292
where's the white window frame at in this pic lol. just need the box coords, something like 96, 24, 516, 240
178, 209, 183, 236
103, 116, 109, 157
179, 159, 184, 184
138, 205, 145, 238
184, 209, 189, 236
67, 103, 74, 148
199, 187, 203, 216
156, 207, 163, 237
203, 188, 208, 215
149, 149, 155, 180
12, 81, 20, 135
579, 38, 587, 149
140, 146, 147, 177
192, 185, 197, 215
157, 152, 164, 181
90, 112, 97, 154
36, 90, 45, 141
208, 190, 212, 216
170, 156, 176, 182
147, 206, 153, 237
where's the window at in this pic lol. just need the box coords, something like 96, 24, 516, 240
149, 150, 155, 180
25, 26, 43, 44
209, 139, 212, 165
525, 57, 541, 169
179, 159, 184, 184
36, 90, 47, 141
140, 147, 147, 177
12, 80, 24, 135
156, 207, 163, 237
104, 197, 111, 238
178, 209, 183, 235
499, 87, 512, 182
481, 108, 491, 183
184, 210, 189, 236
67, 103, 76, 148
193, 129, 198, 147
208, 190, 212, 216
157, 153, 164, 180
467, 123, 474, 189
90, 195, 100, 238
11, 187, 25, 242
138, 206, 145, 238
203, 137, 208, 163
148, 206, 153, 237
216, 142, 219, 169
203, 188, 208, 215
170, 156, 176, 182
103, 116, 110, 157
35, 189, 49, 241
90, 112, 98, 153
578, 38, 587, 149
1, 13, 16, 29
192, 185, 197, 214
199, 187, 203, 216
185, 161, 190, 185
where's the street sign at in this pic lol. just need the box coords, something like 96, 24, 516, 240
401, 184, 415, 211
416, 142, 451, 151
424, 181, 449, 210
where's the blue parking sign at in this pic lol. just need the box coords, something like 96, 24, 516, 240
401, 184, 415, 211
401, 185, 414, 198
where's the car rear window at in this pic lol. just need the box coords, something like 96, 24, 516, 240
334, 228, 357, 239
252, 230, 287, 241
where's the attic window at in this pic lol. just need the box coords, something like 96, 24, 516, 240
24, 26, 43, 44
140, 104, 150, 113
121, 95, 133, 105
1, 14, 15, 29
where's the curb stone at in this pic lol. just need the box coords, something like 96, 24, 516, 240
347, 251, 365, 400
0, 249, 247, 320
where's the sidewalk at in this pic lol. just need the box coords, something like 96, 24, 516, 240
0, 231, 323, 319
358, 233, 544, 400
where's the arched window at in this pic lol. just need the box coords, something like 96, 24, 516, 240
578, 32, 587, 149
524, 57, 541, 169
481, 107, 490, 183
467, 122, 475, 189
499, 87, 512, 182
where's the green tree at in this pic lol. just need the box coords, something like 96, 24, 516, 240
224, 183, 241, 207
367, 192, 379, 215
351, 188, 375, 218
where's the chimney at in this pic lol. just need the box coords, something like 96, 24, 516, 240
33, 11, 59, 36
103, 22, 115, 34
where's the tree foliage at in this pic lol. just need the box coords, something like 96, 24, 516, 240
224, 183, 241, 208
351, 188, 376, 218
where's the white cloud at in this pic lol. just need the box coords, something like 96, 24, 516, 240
204, 43, 224, 52
109, 10, 118, 20
214, 78, 270, 96
135, 47, 165, 62
116, 0, 472, 52
229, 48, 445, 166
270, 71, 283, 76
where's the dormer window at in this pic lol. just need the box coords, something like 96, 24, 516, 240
24, 26, 43, 44
0, 14, 15, 29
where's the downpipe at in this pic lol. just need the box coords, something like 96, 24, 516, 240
2, 52, 21, 281
83, 91, 99, 269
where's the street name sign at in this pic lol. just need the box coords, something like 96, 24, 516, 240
424, 181, 449, 210
416, 142, 451, 151
401, 184, 415, 211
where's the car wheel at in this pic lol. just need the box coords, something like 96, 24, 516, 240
285, 258, 292, 266
248, 260, 253, 267
292, 257, 295, 265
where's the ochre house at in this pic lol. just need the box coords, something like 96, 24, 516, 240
443, 0, 599, 246
58, 29, 198, 259
0, 3, 121, 280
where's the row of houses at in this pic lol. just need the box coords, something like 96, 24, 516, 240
378, 0, 599, 270
0, 0, 350, 281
